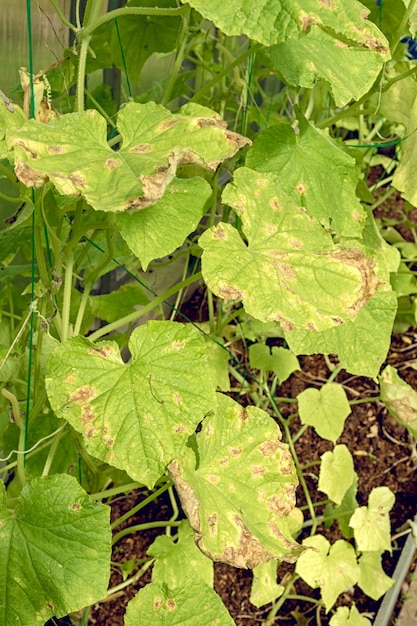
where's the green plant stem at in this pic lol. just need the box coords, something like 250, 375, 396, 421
48, 0, 77, 32
76, 34, 91, 112
89, 272, 203, 341
105, 559, 154, 598
90, 482, 142, 501
264, 573, 298, 626
350, 396, 381, 405
0, 162, 19, 185
112, 520, 181, 545
41, 426, 66, 477
166, 486, 179, 537
2, 389, 26, 488
0, 191, 20, 203
191, 43, 261, 103
81, 5, 187, 38
61, 249, 74, 342
111, 481, 171, 530
275, 396, 298, 403
85, 88, 116, 127
370, 186, 397, 210
34, 223, 51, 288
391, 0, 417, 57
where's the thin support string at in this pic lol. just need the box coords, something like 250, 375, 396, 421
24, 0, 37, 465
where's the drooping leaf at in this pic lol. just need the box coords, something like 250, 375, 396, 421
329, 605, 372, 626
349, 487, 395, 553
269, 26, 384, 107
148, 520, 213, 587
250, 561, 284, 608
295, 535, 360, 612
246, 112, 366, 237
380, 73, 417, 205
7, 102, 249, 213
297, 383, 351, 442
169, 393, 302, 568
357, 552, 394, 600
116, 176, 212, 269
124, 579, 234, 625
200, 168, 379, 332
0, 475, 110, 625
46, 321, 216, 488
110, 0, 182, 81
180, 0, 389, 52
249, 343, 300, 383
318, 445, 356, 505
379, 365, 417, 439
332, 476, 359, 539
285, 289, 398, 378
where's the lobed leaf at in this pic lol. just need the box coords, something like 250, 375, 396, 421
295, 535, 359, 612
200, 168, 379, 332
297, 383, 351, 442
250, 561, 284, 608
180, 0, 389, 51
379, 365, 417, 439
46, 321, 216, 488
357, 552, 394, 600
349, 487, 395, 553
329, 605, 372, 626
124, 579, 234, 625
246, 111, 366, 237
7, 101, 249, 213
0, 475, 110, 625
249, 343, 300, 383
169, 393, 302, 568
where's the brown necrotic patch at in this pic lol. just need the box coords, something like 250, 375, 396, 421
213, 225, 227, 240
319, 0, 332, 8
153, 599, 163, 610
157, 118, 182, 132
218, 285, 245, 300
229, 446, 242, 457
251, 464, 267, 478
259, 440, 281, 456
296, 182, 306, 195
267, 493, 293, 516
237, 408, 249, 422
197, 117, 226, 129
171, 340, 185, 351
13, 140, 38, 158
86, 425, 97, 440
173, 424, 187, 434
70, 503, 81, 511
270, 197, 281, 210
166, 599, 176, 611
81, 405, 95, 426
15, 161, 48, 188
68, 385, 97, 404
48, 145, 64, 155
104, 437, 114, 447
207, 513, 218, 535
104, 157, 121, 170
88, 345, 114, 359
129, 143, 152, 154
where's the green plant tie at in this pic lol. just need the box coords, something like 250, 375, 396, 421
110, 0, 132, 99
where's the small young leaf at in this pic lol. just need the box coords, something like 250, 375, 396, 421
333, 477, 359, 539
89, 282, 149, 323
297, 383, 351, 442
379, 365, 417, 439
349, 487, 395, 553
250, 561, 284, 608
0, 475, 110, 625
329, 604, 372, 626
295, 535, 360, 612
148, 520, 213, 587
46, 321, 216, 488
124, 579, 234, 625
249, 343, 300, 383
357, 552, 394, 600
319, 445, 356, 505
169, 393, 302, 568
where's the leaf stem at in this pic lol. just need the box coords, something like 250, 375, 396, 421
90, 482, 142, 501
105, 559, 154, 598
61, 249, 74, 342
391, 0, 417, 57
89, 272, 203, 341
112, 520, 181, 545
264, 573, 298, 626
160, 6, 191, 107
48, 0, 77, 32
111, 481, 171, 530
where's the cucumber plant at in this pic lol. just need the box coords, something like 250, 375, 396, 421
0, 1, 417, 624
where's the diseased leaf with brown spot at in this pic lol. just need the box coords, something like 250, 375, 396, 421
6, 101, 249, 213
169, 393, 302, 568
379, 365, 417, 439
46, 321, 216, 488
200, 168, 380, 332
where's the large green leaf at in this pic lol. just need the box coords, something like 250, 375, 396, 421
125, 579, 234, 625
169, 393, 302, 568
349, 487, 395, 553
180, 0, 389, 51
200, 168, 379, 332
45, 321, 216, 488
269, 26, 384, 107
0, 475, 110, 625
110, 0, 182, 81
285, 289, 398, 377
246, 112, 366, 237
148, 520, 213, 587
379, 365, 417, 439
295, 535, 359, 612
116, 177, 212, 269
297, 383, 351, 442
7, 102, 249, 213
